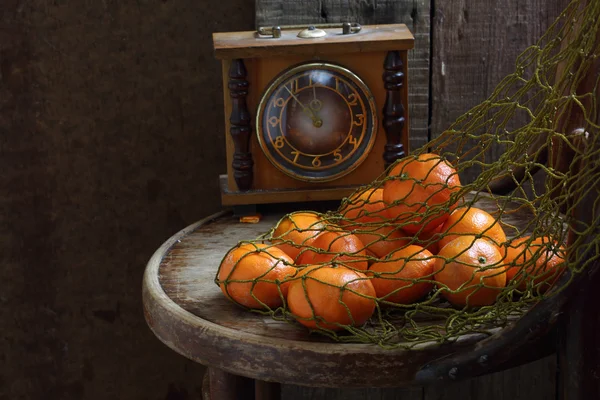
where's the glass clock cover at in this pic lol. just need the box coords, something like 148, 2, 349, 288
257, 62, 377, 182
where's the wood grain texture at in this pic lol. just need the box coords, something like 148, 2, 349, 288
220, 175, 366, 205
557, 82, 600, 399
256, 0, 431, 151
255, 380, 282, 400
228, 59, 254, 191
213, 24, 414, 59
0, 2, 54, 398
4, 0, 583, 399
281, 386, 423, 399
430, 0, 571, 183
253, 3, 569, 399
383, 50, 407, 164
209, 368, 255, 400
557, 271, 600, 399
428, 2, 570, 397
144, 211, 487, 388
424, 355, 557, 400
221, 50, 410, 204
1, 1, 254, 399
143, 194, 552, 392
154, 194, 534, 338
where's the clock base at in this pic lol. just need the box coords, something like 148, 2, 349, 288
219, 175, 362, 206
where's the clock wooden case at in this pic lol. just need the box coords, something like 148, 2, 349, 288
212, 24, 414, 206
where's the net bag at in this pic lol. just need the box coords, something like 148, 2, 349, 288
215, 0, 600, 348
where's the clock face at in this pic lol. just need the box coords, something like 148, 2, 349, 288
256, 63, 377, 182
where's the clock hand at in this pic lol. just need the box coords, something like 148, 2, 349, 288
310, 85, 323, 112
284, 86, 313, 115
284, 86, 323, 127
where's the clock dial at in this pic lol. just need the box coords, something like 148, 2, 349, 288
257, 63, 377, 182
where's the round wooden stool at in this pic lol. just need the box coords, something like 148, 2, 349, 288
144, 8, 600, 396
142, 195, 579, 400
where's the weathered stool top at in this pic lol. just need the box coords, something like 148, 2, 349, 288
142, 195, 542, 388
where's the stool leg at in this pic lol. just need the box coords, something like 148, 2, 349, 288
557, 269, 600, 399
208, 367, 255, 400
202, 370, 210, 400
255, 380, 281, 400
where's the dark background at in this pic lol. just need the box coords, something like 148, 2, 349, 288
2, 1, 568, 399
2, 1, 252, 398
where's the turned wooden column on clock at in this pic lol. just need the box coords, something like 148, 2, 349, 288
213, 24, 414, 207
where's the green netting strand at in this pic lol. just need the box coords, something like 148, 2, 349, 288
215, 0, 600, 349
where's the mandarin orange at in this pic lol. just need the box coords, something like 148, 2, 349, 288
286, 265, 376, 330
416, 223, 444, 254
383, 153, 462, 234
217, 243, 296, 309
339, 187, 389, 224
339, 187, 408, 258
434, 236, 506, 307
503, 235, 566, 291
369, 245, 435, 304
438, 206, 507, 249
297, 229, 369, 271
349, 224, 410, 259
272, 212, 325, 260
501, 236, 530, 282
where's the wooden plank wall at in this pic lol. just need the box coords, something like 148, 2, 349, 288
1, 1, 254, 398
257, 1, 568, 399
256, 0, 431, 151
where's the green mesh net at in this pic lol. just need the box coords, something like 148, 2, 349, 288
215, 0, 600, 348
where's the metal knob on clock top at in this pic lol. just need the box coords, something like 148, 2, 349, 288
212, 23, 414, 206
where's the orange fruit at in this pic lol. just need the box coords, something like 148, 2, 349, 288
416, 223, 444, 254
272, 212, 325, 260
501, 236, 530, 282
369, 245, 435, 304
217, 243, 296, 309
286, 265, 376, 330
434, 236, 506, 307
349, 224, 410, 259
503, 235, 566, 291
383, 153, 462, 234
297, 229, 369, 271
363, 249, 381, 268
338, 188, 408, 258
437, 206, 507, 250
339, 188, 388, 224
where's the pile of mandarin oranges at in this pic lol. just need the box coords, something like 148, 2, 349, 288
216, 153, 566, 332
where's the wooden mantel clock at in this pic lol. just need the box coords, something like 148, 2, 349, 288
212, 23, 414, 206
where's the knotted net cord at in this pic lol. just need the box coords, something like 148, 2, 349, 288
215, 0, 600, 348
